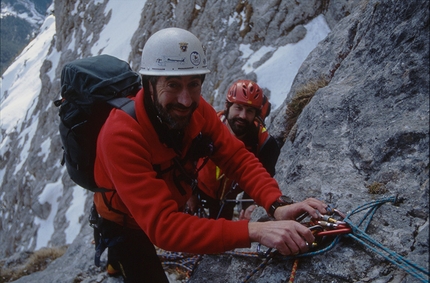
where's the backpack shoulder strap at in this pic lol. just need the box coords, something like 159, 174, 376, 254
107, 97, 136, 120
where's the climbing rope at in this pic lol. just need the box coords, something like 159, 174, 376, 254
288, 259, 299, 283
343, 196, 429, 283
240, 253, 273, 283
158, 250, 201, 277
159, 196, 429, 283
250, 196, 428, 283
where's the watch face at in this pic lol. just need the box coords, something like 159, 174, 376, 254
279, 195, 294, 204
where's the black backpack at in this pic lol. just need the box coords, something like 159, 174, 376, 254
54, 55, 142, 192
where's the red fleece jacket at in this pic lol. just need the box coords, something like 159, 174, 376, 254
94, 89, 282, 254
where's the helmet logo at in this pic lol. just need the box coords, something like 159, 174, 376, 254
156, 56, 185, 66
190, 51, 201, 66
179, 42, 188, 52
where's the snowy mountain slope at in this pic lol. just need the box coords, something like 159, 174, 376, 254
0, 0, 47, 27
0, 0, 52, 73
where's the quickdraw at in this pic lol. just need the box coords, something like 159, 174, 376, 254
307, 207, 352, 247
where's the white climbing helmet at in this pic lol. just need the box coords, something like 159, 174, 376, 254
139, 27, 210, 76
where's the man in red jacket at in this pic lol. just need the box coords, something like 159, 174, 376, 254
189, 79, 281, 220
93, 27, 327, 283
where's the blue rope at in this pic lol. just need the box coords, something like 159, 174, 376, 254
343, 196, 429, 283
278, 236, 341, 260
240, 254, 273, 283
240, 196, 429, 282
347, 234, 428, 282
224, 250, 260, 258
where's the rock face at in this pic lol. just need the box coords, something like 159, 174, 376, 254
190, 1, 430, 282
0, 0, 428, 282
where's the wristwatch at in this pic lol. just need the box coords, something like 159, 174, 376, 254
268, 195, 294, 217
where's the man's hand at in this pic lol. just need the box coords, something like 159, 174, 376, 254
239, 204, 257, 220
274, 198, 327, 220
248, 220, 313, 255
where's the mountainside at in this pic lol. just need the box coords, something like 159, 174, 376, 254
0, 0, 428, 282
0, 0, 52, 74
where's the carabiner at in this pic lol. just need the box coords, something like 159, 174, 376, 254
257, 244, 273, 257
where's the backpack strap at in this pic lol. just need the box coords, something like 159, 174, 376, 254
98, 97, 136, 222
107, 97, 136, 120
92, 97, 136, 194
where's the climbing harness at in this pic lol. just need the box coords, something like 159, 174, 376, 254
158, 195, 429, 283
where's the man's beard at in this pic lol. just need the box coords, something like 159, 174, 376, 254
153, 95, 197, 131
227, 117, 252, 137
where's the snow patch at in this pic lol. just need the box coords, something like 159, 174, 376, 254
1, 15, 56, 134
14, 116, 39, 175
34, 178, 63, 250
65, 186, 88, 244
90, 0, 147, 60
240, 15, 331, 109
38, 137, 52, 163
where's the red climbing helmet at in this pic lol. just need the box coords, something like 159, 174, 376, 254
226, 80, 263, 109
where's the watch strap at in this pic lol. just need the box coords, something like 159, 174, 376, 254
268, 195, 294, 217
